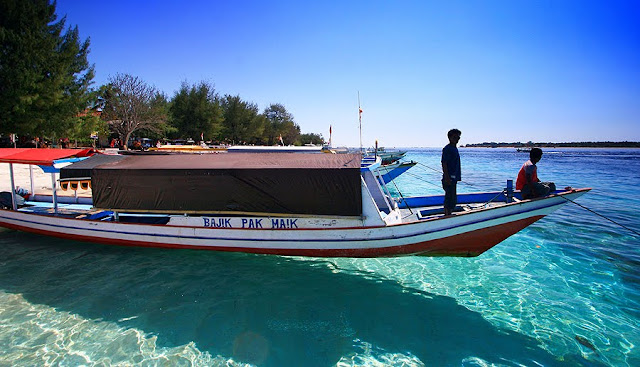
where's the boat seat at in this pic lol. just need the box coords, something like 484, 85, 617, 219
75, 211, 113, 220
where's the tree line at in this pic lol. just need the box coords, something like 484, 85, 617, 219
0, 0, 324, 149
463, 141, 640, 148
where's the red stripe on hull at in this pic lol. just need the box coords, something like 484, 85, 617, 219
0, 215, 544, 258
413, 215, 544, 257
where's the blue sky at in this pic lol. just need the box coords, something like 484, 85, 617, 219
57, 0, 640, 147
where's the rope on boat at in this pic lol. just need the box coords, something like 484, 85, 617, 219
395, 162, 639, 236
387, 176, 414, 218
403, 171, 444, 190
387, 169, 504, 217
384, 170, 436, 219
415, 162, 442, 174
560, 196, 640, 237
414, 162, 478, 188
481, 189, 507, 208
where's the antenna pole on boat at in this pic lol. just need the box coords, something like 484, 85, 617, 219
358, 92, 362, 154
29, 165, 35, 198
9, 163, 17, 210
50, 173, 58, 213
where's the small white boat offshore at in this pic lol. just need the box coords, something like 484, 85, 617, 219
0, 149, 589, 258
364, 147, 407, 165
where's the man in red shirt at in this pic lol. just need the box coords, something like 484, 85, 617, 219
516, 148, 556, 199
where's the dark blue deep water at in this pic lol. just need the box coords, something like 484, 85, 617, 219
1, 148, 638, 366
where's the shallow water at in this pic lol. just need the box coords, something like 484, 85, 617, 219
1, 148, 638, 366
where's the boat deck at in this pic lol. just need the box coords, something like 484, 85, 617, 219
19, 201, 109, 219
18, 199, 503, 224
17, 202, 171, 224
398, 202, 505, 221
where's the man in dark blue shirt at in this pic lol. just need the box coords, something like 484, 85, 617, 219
441, 129, 461, 216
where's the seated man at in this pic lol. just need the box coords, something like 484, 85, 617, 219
516, 148, 556, 199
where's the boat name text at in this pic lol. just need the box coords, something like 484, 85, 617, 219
202, 217, 298, 229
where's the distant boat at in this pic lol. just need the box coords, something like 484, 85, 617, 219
365, 147, 407, 165
362, 158, 417, 184
226, 145, 324, 153
0, 149, 590, 258
516, 148, 532, 153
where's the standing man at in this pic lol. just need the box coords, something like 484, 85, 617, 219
442, 129, 461, 216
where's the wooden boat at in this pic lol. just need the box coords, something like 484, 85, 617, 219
0, 149, 589, 257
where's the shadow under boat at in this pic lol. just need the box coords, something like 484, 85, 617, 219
0, 235, 601, 366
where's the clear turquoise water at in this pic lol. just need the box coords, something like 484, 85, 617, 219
0, 148, 638, 366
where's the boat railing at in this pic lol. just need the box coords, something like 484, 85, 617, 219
361, 169, 395, 215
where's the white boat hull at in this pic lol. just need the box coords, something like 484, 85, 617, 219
0, 190, 587, 257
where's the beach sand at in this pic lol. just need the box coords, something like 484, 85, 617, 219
0, 163, 92, 198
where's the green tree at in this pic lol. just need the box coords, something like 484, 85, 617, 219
299, 133, 325, 145
0, 0, 94, 137
100, 74, 168, 149
220, 95, 265, 144
62, 91, 108, 147
281, 120, 301, 145
66, 113, 107, 147
262, 104, 301, 145
169, 81, 223, 141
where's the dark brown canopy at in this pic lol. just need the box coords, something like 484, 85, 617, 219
91, 153, 363, 216
60, 154, 127, 180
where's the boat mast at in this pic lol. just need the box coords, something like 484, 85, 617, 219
358, 92, 363, 154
